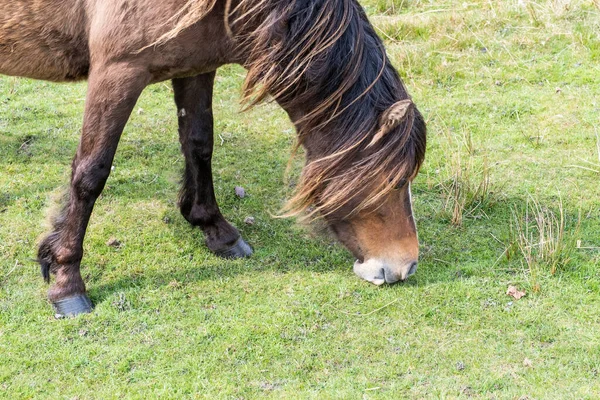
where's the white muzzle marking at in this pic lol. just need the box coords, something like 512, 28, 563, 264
353, 259, 386, 286
353, 258, 418, 285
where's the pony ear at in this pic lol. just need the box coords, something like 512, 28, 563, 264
367, 99, 414, 148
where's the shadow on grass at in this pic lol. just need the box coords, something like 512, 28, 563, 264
83, 193, 523, 303
86, 224, 348, 303
85, 213, 468, 304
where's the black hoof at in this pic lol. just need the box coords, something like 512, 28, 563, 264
52, 294, 93, 318
214, 237, 253, 259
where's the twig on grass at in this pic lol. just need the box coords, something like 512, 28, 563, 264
2, 260, 19, 285
576, 240, 600, 250
568, 129, 600, 173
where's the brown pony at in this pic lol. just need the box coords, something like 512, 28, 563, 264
0, 0, 426, 316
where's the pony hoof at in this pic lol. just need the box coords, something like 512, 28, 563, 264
52, 294, 93, 318
215, 237, 253, 259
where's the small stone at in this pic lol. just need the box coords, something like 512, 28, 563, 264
523, 358, 533, 367
244, 216, 255, 225
137, 108, 144, 115
106, 238, 122, 248
456, 361, 465, 371
235, 186, 246, 198
163, 216, 171, 224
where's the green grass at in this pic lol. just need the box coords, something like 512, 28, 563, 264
1, 0, 600, 398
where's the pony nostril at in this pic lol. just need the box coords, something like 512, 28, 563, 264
383, 267, 403, 284
379, 268, 386, 281
407, 262, 418, 277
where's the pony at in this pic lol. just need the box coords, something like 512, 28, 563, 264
0, 0, 426, 316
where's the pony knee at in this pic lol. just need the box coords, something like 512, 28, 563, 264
71, 160, 112, 200
184, 135, 213, 161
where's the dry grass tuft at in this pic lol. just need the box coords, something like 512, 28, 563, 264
510, 196, 580, 283
439, 154, 493, 226
436, 127, 496, 227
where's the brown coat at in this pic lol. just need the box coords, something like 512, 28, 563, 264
0, 0, 235, 82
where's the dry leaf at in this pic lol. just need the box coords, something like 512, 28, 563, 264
507, 285, 526, 300
523, 358, 533, 367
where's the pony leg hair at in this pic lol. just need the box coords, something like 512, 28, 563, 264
173, 73, 252, 258
38, 62, 150, 305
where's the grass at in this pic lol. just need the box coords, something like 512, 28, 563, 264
569, 129, 600, 173
436, 129, 496, 226
510, 195, 580, 289
1, 0, 600, 398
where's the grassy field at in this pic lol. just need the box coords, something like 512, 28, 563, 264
1, 0, 599, 398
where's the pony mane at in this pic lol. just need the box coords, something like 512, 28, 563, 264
231, 0, 426, 218
165, 0, 427, 218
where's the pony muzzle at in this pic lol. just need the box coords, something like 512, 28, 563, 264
353, 258, 417, 285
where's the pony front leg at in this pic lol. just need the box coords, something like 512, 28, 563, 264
173, 73, 252, 258
38, 63, 150, 317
